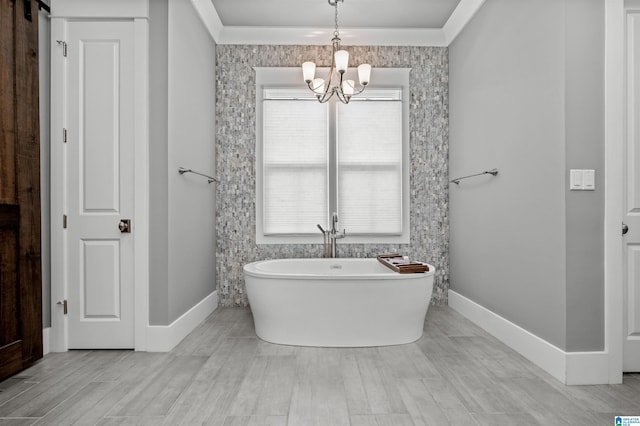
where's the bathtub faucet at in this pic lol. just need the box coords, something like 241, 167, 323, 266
317, 213, 346, 258
329, 212, 346, 258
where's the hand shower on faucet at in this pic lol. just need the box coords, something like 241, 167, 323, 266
317, 224, 331, 258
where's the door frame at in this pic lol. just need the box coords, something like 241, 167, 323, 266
604, 0, 625, 382
49, 15, 149, 352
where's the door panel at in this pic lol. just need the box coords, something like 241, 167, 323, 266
82, 240, 121, 318
0, 206, 20, 349
0, 0, 16, 204
628, 247, 640, 336
624, 12, 640, 372
81, 40, 120, 212
66, 20, 134, 349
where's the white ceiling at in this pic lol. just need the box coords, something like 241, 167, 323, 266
194, 0, 485, 46
210, 0, 462, 29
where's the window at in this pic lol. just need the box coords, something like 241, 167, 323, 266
256, 67, 410, 244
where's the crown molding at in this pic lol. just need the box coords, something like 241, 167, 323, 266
192, 0, 485, 47
219, 26, 447, 47
442, 0, 486, 45
191, 0, 224, 41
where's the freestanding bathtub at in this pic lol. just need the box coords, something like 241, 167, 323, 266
243, 258, 435, 347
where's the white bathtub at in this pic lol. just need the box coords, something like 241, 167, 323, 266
243, 258, 435, 347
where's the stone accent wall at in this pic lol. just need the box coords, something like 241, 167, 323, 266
216, 45, 449, 307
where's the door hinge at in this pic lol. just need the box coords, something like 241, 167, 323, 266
56, 40, 67, 57
63, 214, 67, 229
57, 300, 68, 315
63, 128, 67, 143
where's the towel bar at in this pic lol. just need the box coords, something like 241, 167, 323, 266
178, 167, 218, 184
450, 168, 498, 185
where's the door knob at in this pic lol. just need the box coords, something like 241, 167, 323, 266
623, 222, 629, 235
119, 219, 131, 233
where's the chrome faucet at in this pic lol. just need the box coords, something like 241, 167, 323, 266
317, 212, 346, 258
329, 212, 346, 258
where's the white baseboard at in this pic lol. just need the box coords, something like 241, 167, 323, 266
565, 351, 612, 385
448, 290, 613, 385
43, 327, 50, 355
146, 291, 218, 352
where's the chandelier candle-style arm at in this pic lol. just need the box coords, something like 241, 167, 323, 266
301, 0, 371, 104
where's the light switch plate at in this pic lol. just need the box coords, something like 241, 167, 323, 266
570, 169, 583, 190
570, 169, 595, 191
583, 169, 595, 190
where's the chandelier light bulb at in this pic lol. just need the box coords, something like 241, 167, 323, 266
335, 50, 349, 74
342, 80, 355, 96
358, 64, 371, 85
302, 62, 316, 83
311, 78, 325, 95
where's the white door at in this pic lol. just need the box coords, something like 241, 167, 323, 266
65, 20, 135, 349
624, 11, 640, 372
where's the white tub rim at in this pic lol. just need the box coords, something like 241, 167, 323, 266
243, 257, 435, 280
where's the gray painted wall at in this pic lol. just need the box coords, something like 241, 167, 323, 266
166, 0, 217, 322
563, 0, 605, 352
149, 0, 170, 325
149, 0, 217, 325
215, 45, 450, 307
449, 0, 605, 351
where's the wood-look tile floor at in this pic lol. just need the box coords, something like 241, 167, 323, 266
1, 306, 639, 425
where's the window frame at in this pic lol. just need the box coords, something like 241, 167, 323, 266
255, 67, 410, 245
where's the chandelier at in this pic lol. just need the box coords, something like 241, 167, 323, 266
302, 0, 371, 104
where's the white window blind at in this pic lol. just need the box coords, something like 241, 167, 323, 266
256, 67, 409, 244
262, 99, 328, 234
337, 100, 403, 234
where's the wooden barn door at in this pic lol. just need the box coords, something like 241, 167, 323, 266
0, 0, 43, 381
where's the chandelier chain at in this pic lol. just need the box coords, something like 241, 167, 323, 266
333, 1, 339, 38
